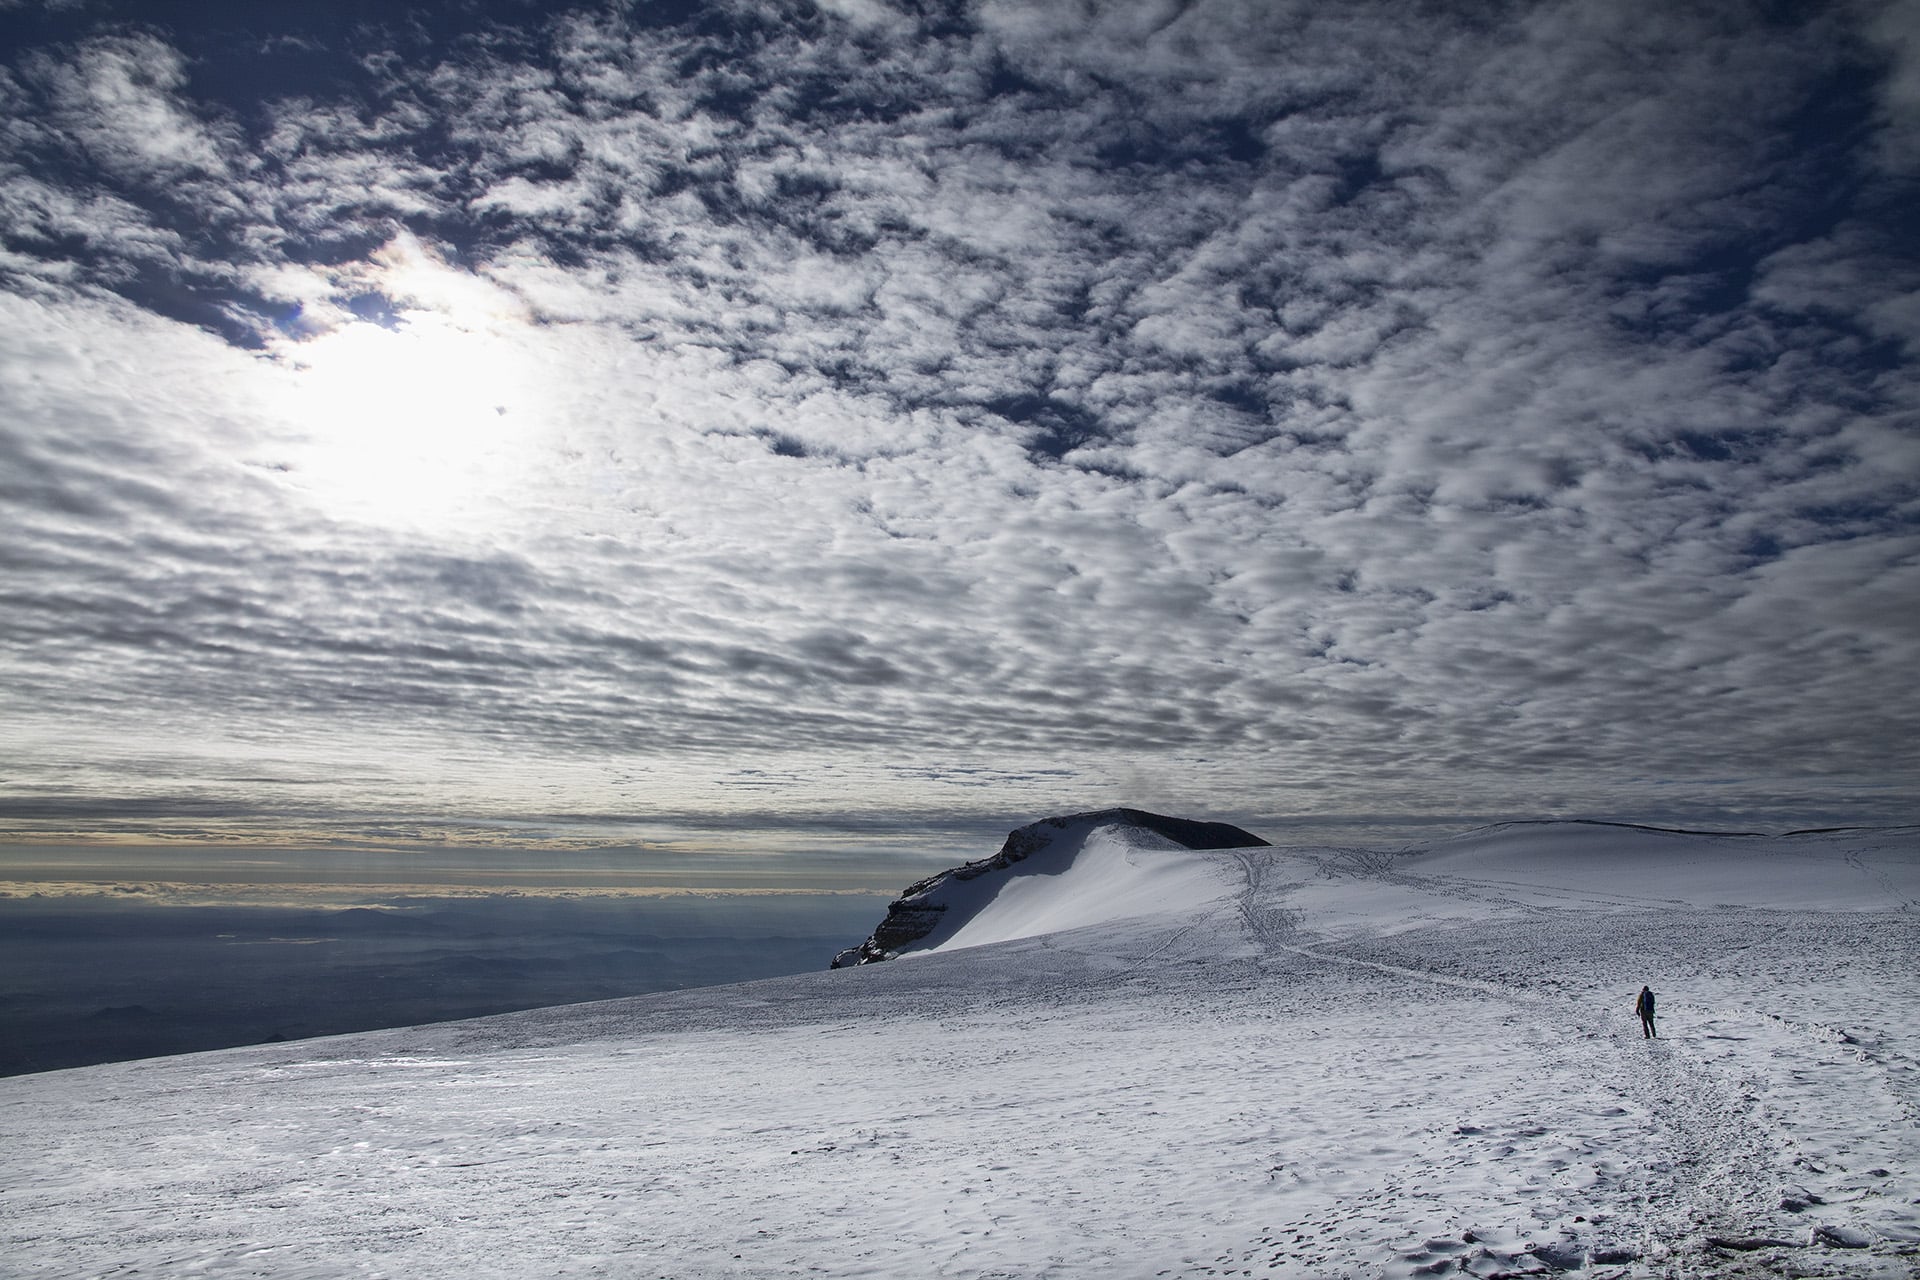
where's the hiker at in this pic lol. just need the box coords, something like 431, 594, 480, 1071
1636, 985, 1657, 1038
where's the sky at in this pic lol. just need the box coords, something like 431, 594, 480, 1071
1, 0, 1916, 857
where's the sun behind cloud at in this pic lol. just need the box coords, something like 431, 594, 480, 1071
269, 237, 542, 533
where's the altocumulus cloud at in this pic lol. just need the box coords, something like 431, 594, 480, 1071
0, 0, 1915, 843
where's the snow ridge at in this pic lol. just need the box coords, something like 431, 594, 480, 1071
830, 807, 1267, 967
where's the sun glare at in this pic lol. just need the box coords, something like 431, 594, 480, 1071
271, 246, 540, 532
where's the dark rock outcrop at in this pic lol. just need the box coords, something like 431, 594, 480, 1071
831, 807, 1267, 968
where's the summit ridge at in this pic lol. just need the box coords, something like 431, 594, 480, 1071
831, 807, 1267, 967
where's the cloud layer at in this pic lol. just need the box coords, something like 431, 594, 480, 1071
1, 0, 1915, 843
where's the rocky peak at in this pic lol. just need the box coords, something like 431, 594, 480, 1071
831, 807, 1267, 968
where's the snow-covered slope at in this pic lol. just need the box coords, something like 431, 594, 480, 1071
1280, 820, 1920, 942
1409, 820, 1920, 912
3, 820, 1917, 1279
831, 807, 1265, 966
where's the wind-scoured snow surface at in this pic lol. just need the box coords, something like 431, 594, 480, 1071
3, 820, 1918, 1278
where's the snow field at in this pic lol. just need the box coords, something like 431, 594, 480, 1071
0, 949, 1688, 1277
1, 821, 1916, 1278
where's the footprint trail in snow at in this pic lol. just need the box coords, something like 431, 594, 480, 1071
2, 816, 1915, 1278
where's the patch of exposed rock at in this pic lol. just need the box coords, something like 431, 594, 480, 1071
830, 807, 1267, 968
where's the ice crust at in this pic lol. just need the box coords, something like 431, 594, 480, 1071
2, 818, 1917, 1278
